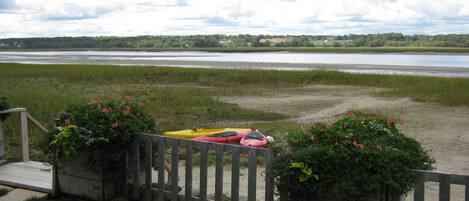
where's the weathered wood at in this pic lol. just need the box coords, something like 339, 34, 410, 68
171, 139, 179, 201
439, 174, 450, 201
0, 121, 5, 159
20, 110, 29, 161
145, 137, 153, 201
414, 171, 425, 201
465, 176, 469, 201
231, 146, 240, 201
0, 161, 52, 193
185, 141, 193, 201
199, 143, 208, 201
415, 169, 468, 185
128, 183, 202, 201
0, 108, 26, 114
264, 150, 274, 201
26, 112, 49, 133
247, 149, 257, 201
127, 141, 140, 198
157, 137, 166, 201
214, 144, 224, 201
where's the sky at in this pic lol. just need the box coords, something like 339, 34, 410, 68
0, 0, 469, 38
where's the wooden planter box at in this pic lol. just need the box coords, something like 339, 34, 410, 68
56, 156, 126, 201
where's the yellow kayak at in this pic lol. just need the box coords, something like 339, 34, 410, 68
163, 128, 251, 139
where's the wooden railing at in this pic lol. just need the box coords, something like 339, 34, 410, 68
0, 108, 49, 161
126, 133, 275, 201
413, 170, 469, 201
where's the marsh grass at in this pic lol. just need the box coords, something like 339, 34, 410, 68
1, 63, 469, 161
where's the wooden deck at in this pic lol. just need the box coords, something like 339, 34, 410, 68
0, 161, 52, 193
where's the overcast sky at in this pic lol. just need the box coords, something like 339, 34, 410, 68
0, 0, 469, 38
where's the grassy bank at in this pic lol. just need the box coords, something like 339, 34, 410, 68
1, 63, 469, 161
2, 46, 469, 53
2, 63, 469, 106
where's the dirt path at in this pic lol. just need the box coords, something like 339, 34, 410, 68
219, 85, 469, 201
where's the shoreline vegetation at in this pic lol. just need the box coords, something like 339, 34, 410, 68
2, 47, 469, 53
1, 63, 469, 161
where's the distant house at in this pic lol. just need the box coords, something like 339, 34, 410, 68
218, 40, 232, 46
259, 37, 291, 46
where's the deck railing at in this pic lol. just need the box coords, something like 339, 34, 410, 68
413, 170, 469, 201
126, 133, 275, 201
0, 108, 49, 161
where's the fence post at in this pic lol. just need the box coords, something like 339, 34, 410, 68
20, 110, 29, 161
0, 121, 5, 160
414, 171, 425, 201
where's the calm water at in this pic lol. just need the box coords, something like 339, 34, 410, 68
1, 51, 469, 77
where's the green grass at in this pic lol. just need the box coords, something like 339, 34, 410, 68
4, 46, 469, 53
2, 63, 468, 106
0, 188, 9, 197
1, 63, 469, 161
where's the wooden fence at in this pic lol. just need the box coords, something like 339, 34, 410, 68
126, 133, 275, 201
413, 170, 469, 201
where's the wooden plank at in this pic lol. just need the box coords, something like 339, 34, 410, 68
414, 171, 425, 201
247, 148, 257, 201
171, 139, 179, 201
199, 143, 208, 201
0, 161, 52, 193
416, 170, 468, 185
214, 144, 224, 201
465, 176, 469, 201
231, 146, 240, 201
26, 112, 49, 133
439, 174, 450, 201
126, 141, 140, 198
264, 150, 274, 201
129, 183, 202, 201
157, 137, 166, 201
185, 141, 193, 201
145, 137, 153, 201
20, 111, 29, 161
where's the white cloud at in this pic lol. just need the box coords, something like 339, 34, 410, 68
0, 0, 469, 37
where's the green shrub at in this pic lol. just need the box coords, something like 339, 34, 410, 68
46, 96, 156, 176
0, 188, 9, 196
272, 114, 434, 201
0, 96, 10, 122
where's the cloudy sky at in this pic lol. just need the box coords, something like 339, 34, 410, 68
0, 0, 469, 38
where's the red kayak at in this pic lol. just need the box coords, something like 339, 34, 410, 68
193, 130, 250, 143
240, 130, 268, 148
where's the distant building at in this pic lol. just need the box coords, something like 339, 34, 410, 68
218, 40, 232, 46
259, 37, 291, 46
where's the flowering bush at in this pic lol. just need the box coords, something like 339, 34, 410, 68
0, 96, 10, 122
47, 96, 156, 175
272, 114, 434, 201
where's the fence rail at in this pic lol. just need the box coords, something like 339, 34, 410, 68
127, 133, 275, 201
413, 170, 469, 201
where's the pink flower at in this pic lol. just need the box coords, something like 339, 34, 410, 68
123, 96, 132, 101
387, 115, 394, 125
122, 106, 131, 116
111, 121, 119, 128
63, 119, 71, 126
346, 111, 354, 117
352, 140, 365, 150
335, 140, 340, 145
101, 107, 111, 113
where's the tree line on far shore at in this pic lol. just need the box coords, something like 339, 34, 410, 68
1, 33, 469, 49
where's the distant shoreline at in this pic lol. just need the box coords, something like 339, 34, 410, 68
2, 47, 469, 54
